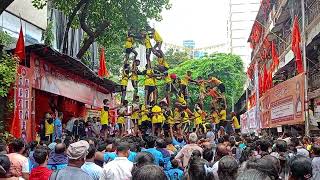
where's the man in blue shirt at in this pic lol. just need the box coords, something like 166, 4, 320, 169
81, 145, 103, 180
53, 112, 63, 141
141, 136, 163, 165
165, 159, 183, 180
103, 151, 137, 162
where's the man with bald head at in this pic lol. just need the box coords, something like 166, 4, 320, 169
48, 143, 68, 170
210, 143, 231, 174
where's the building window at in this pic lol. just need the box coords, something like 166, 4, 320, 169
0, 11, 43, 45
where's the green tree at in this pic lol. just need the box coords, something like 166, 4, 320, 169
33, 0, 171, 60
158, 53, 246, 112
164, 48, 190, 68
0, 31, 18, 131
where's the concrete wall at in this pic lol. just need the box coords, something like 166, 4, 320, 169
6, 0, 47, 29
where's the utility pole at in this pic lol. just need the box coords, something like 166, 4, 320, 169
301, 0, 309, 136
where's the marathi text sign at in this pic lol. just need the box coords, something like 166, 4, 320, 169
260, 73, 305, 128
240, 113, 249, 133
15, 66, 32, 141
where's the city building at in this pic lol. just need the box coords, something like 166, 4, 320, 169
183, 40, 195, 49
227, 0, 260, 67
0, 0, 46, 46
236, 0, 320, 135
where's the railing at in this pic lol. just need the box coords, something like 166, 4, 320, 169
306, 0, 320, 26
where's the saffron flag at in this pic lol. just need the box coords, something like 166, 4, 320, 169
263, 64, 268, 93
267, 71, 273, 90
271, 41, 279, 72
291, 16, 303, 74
98, 48, 109, 78
11, 97, 21, 138
15, 26, 25, 61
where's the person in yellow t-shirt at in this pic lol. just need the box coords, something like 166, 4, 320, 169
125, 29, 138, 64
174, 92, 187, 110
219, 107, 227, 129
159, 100, 170, 137
143, 66, 159, 106
179, 107, 190, 133
131, 95, 140, 135
148, 27, 163, 56
100, 99, 120, 137
120, 65, 130, 104
231, 112, 241, 133
154, 51, 169, 73
131, 60, 140, 98
44, 113, 54, 142
141, 30, 155, 66
162, 73, 178, 107
207, 75, 227, 108
197, 76, 206, 109
192, 104, 207, 134
180, 71, 197, 101
151, 104, 165, 136
139, 104, 151, 135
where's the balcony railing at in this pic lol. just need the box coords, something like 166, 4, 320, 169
306, 0, 320, 26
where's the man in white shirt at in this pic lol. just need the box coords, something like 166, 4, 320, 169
100, 142, 133, 180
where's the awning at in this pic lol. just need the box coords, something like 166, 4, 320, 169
22, 44, 121, 93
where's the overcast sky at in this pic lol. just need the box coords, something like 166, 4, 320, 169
154, 0, 229, 48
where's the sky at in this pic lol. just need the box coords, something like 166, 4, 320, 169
154, 0, 229, 48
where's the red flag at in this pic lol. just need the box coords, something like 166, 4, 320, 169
98, 48, 109, 78
258, 74, 263, 96
268, 71, 273, 89
265, 70, 273, 90
263, 64, 268, 93
271, 41, 279, 72
11, 99, 21, 138
15, 26, 25, 61
291, 16, 303, 74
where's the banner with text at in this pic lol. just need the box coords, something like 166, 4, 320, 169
260, 73, 305, 128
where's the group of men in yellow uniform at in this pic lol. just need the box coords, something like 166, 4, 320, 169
102, 26, 241, 138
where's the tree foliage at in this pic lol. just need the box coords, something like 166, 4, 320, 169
162, 48, 190, 68
33, 0, 171, 64
158, 53, 246, 111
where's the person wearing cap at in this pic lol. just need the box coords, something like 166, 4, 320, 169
175, 133, 203, 168
49, 140, 93, 180
100, 142, 133, 180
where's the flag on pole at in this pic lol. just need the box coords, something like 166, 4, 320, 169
11, 97, 21, 138
291, 16, 303, 74
271, 41, 279, 72
15, 26, 25, 62
263, 64, 268, 93
98, 48, 109, 78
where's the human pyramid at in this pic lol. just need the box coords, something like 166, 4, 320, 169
102, 25, 240, 138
